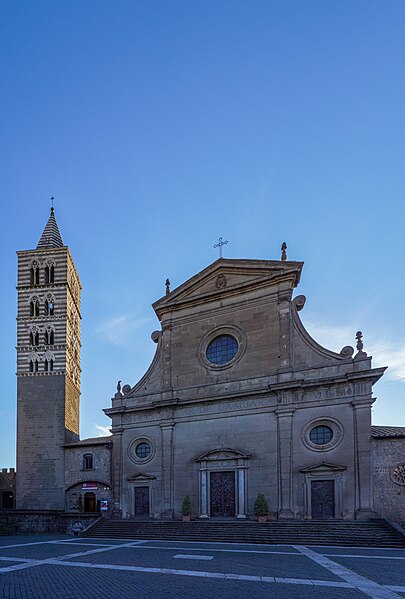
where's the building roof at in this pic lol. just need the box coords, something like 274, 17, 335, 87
37, 208, 64, 249
64, 436, 113, 448
371, 426, 405, 439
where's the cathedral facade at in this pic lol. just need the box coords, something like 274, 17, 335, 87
8, 209, 405, 525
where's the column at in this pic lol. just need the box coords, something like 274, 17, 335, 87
277, 407, 295, 519
199, 468, 209, 518
236, 467, 246, 518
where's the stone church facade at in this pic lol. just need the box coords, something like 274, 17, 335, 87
6, 209, 405, 525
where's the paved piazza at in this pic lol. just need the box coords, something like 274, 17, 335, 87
0, 535, 404, 598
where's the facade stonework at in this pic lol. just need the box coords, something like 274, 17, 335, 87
5, 210, 404, 526
105, 260, 386, 521
372, 434, 405, 526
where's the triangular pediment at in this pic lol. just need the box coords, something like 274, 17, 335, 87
127, 472, 157, 482
300, 462, 346, 474
153, 258, 303, 318
195, 447, 250, 462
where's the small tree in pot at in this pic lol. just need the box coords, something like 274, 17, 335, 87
254, 493, 269, 523
181, 495, 193, 522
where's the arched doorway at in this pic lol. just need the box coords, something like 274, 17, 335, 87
84, 492, 96, 512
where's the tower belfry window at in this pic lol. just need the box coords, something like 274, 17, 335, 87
44, 327, 54, 345
44, 359, 54, 372
30, 298, 40, 317
29, 359, 39, 373
30, 263, 40, 286
45, 263, 55, 284
29, 329, 39, 346
45, 297, 55, 316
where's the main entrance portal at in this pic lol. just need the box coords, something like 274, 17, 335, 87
134, 486, 149, 518
311, 480, 335, 519
210, 471, 235, 517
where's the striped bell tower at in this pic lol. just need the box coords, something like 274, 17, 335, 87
16, 208, 82, 510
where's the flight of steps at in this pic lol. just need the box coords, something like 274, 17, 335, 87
84, 518, 405, 548
0, 523, 13, 536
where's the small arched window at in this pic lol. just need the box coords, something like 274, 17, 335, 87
45, 263, 55, 284
44, 328, 54, 345
45, 297, 55, 316
29, 359, 39, 373
30, 298, 40, 317
29, 329, 39, 346
44, 359, 54, 372
83, 454, 93, 470
30, 262, 40, 286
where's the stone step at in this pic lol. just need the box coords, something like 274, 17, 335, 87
84, 519, 405, 548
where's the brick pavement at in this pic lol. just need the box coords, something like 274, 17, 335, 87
0, 535, 403, 598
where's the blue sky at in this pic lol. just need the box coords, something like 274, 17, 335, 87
1, 1, 404, 467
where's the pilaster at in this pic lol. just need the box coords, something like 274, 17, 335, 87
277, 406, 295, 519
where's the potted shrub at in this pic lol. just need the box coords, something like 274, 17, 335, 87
254, 493, 269, 523
181, 495, 193, 522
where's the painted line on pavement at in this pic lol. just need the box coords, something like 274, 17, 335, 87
174, 554, 214, 560
294, 545, 402, 599
324, 553, 405, 560
0, 539, 149, 576
40, 558, 355, 588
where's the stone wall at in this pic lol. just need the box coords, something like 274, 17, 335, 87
0, 511, 100, 534
64, 442, 112, 515
372, 437, 405, 526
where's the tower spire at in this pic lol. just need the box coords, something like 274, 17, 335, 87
37, 204, 64, 249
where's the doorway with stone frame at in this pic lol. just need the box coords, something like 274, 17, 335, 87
196, 448, 249, 519
134, 486, 150, 518
300, 463, 346, 520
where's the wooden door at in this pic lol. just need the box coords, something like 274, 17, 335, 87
134, 486, 149, 518
84, 492, 96, 512
210, 471, 235, 517
311, 480, 335, 519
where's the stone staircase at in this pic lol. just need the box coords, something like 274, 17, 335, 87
83, 518, 405, 548
0, 523, 13, 536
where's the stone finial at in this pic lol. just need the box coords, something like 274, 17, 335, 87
355, 331, 368, 359
114, 380, 123, 399
281, 242, 287, 261
165, 278, 170, 295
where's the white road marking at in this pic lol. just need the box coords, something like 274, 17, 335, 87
324, 553, 405, 560
294, 545, 402, 599
0, 539, 148, 576
127, 544, 298, 556
0, 538, 403, 594
174, 554, 214, 560
41, 559, 356, 588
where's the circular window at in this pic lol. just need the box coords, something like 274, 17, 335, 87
392, 464, 405, 486
135, 442, 151, 459
309, 425, 333, 445
206, 335, 238, 365
302, 418, 343, 452
128, 437, 155, 464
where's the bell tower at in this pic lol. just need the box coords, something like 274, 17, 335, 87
16, 208, 82, 510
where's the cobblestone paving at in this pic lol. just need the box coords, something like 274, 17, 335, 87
0, 535, 403, 598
